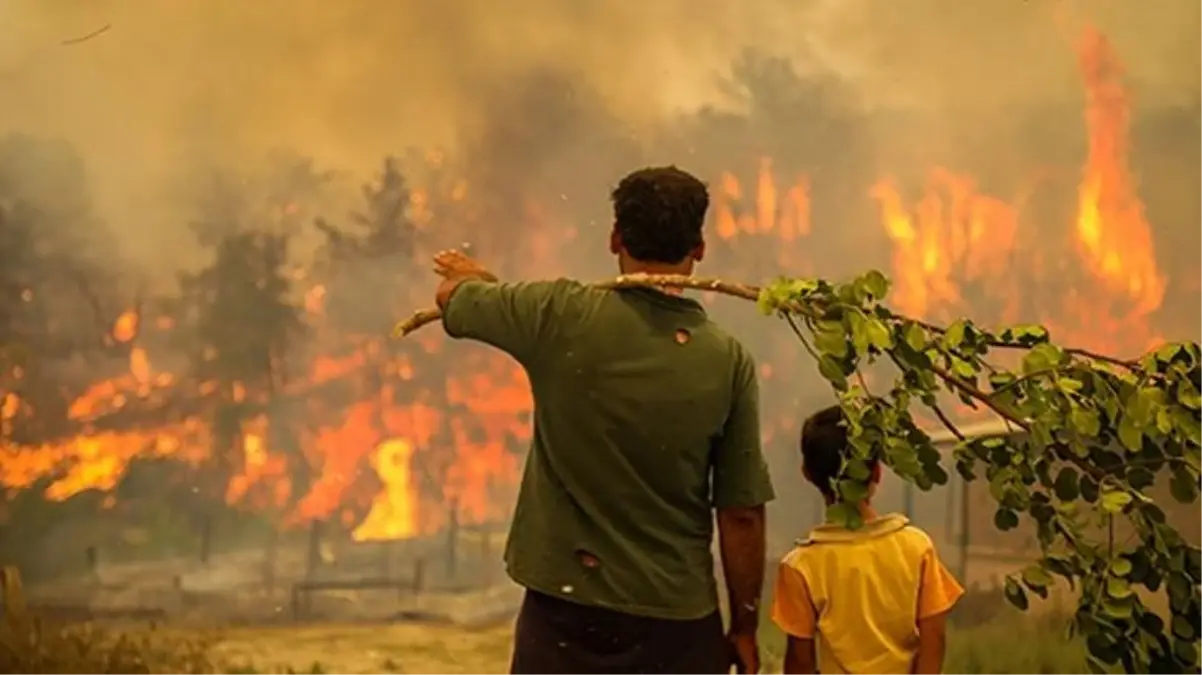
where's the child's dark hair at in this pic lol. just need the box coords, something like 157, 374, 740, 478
800, 405, 877, 499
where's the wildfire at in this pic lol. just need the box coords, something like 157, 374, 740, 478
1073, 27, 1165, 318
869, 26, 1164, 359
0, 25, 1185, 546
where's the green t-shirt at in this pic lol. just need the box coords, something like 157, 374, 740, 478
443, 278, 775, 620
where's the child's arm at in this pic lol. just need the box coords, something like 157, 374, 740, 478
784, 636, 818, 674
912, 546, 965, 674
913, 610, 949, 674
771, 558, 819, 674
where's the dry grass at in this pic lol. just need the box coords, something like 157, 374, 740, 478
3, 562, 1090, 674
211, 622, 513, 674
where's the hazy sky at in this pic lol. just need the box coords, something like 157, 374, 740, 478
0, 0, 1196, 264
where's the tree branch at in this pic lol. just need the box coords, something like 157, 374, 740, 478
61, 24, 111, 46
390, 273, 762, 338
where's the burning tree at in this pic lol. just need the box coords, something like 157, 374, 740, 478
300, 156, 428, 551
0, 135, 138, 575
171, 167, 309, 562
0, 134, 128, 445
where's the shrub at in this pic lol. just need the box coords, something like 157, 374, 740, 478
0, 566, 216, 674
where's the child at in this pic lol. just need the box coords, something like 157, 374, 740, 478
771, 406, 965, 674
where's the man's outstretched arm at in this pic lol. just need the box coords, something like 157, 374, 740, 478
432, 250, 572, 365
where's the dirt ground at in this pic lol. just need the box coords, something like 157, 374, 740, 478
209, 621, 515, 674
203, 553, 1036, 674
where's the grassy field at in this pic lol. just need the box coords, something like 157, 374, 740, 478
2, 598, 1088, 674
2, 563, 1090, 674
202, 603, 1086, 674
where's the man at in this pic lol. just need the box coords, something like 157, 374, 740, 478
433, 166, 775, 674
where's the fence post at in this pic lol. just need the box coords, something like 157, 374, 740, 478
480, 528, 493, 585
85, 545, 100, 581
446, 499, 459, 581
944, 478, 955, 543
378, 539, 392, 580
957, 475, 970, 583
902, 482, 914, 520
304, 519, 324, 580
262, 529, 279, 596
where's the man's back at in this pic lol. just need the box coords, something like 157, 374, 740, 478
443, 278, 773, 620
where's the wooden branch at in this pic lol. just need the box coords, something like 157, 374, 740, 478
61, 24, 111, 46
390, 274, 762, 339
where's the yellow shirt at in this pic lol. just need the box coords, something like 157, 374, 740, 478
771, 513, 965, 674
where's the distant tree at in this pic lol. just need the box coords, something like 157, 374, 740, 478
0, 135, 132, 577
0, 134, 125, 445
303, 157, 425, 544
314, 156, 419, 335
171, 160, 312, 562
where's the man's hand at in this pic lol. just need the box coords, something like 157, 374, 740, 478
433, 249, 497, 282
728, 628, 760, 674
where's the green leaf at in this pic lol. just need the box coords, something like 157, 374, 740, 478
1102, 595, 1134, 618
1003, 576, 1029, 610
1080, 474, 1100, 503
1172, 614, 1197, 641
865, 318, 893, 351
1174, 638, 1199, 665
945, 320, 969, 349
1021, 343, 1064, 375
1106, 577, 1133, 599
1126, 386, 1163, 427
859, 269, 890, 300
825, 501, 863, 530
837, 479, 869, 503
1021, 564, 1053, 589
1117, 417, 1143, 453
1110, 556, 1133, 578
1177, 378, 1202, 410
1100, 489, 1133, 514
1053, 467, 1080, 501
1000, 324, 1050, 347
844, 312, 867, 356
1169, 467, 1199, 504
755, 288, 777, 315
902, 323, 926, 352
818, 356, 848, 391
994, 507, 1020, 531
844, 459, 872, 481
1167, 573, 1192, 605
813, 322, 849, 358
1069, 407, 1102, 437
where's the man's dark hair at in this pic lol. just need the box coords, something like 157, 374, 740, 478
800, 405, 877, 499
611, 166, 709, 264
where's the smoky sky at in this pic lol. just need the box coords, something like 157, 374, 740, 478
0, 0, 1196, 269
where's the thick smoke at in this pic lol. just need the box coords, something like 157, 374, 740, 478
0, 0, 1195, 271
0, 0, 809, 265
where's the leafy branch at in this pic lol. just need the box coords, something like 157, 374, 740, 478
759, 270, 1200, 674
392, 268, 1201, 673
388, 274, 761, 338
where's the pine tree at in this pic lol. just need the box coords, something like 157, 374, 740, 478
174, 160, 311, 562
